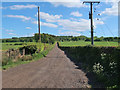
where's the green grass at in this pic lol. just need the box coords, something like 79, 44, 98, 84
60, 41, 118, 47
1, 42, 50, 51
2, 43, 55, 70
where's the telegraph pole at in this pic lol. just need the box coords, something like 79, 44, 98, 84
38, 6, 41, 42
83, 1, 100, 45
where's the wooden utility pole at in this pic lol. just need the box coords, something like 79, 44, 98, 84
38, 6, 41, 42
83, 1, 100, 45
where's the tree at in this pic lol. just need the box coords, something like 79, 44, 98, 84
94, 38, 101, 41
49, 37, 55, 44
34, 33, 39, 42
85, 38, 91, 41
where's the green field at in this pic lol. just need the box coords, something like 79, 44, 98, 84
60, 41, 118, 47
1, 42, 50, 51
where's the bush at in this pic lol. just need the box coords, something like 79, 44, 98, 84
20, 55, 32, 61
19, 45, 37, 55
85, 38, 91, 41
14, 43, 23, 45
94, 38, 102, 41
2, 59, 8, 66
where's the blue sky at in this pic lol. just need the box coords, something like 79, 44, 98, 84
1, 0, 118, 39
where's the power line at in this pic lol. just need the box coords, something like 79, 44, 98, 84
97, 14, 115, 37
93, 9, 111, 46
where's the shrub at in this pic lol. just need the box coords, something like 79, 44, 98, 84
20, 55, 32, 61
94, 38, 102, 41
19, 45, 37, 55
2, 59, 8, 66
85, 38, 91, 41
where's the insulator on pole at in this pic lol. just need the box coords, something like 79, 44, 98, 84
97, 18, 99, 20
89, 12, 91, 19
98, 14, 101, 16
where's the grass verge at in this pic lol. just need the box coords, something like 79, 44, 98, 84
2, 43, 55, 70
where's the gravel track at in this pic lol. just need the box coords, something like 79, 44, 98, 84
2, 44, 90, 88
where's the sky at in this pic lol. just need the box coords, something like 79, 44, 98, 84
0, 0, 119, 39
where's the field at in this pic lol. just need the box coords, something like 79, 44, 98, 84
1, 42, 50, 51
60, 41, 118, 47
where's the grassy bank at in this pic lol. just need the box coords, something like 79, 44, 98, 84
60, 41, 118, 47
2, 43, 55, 70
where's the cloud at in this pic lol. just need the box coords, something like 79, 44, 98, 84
41, 22, 58, 28
43, 0, 87, 8
70, 11, 82, 17
32, 21, 58, 28
5, 15, 31, 21
101, 3, 118, 16
101, 1, 119, 16
9, 4, 37, 10
0, 7, 6, 9
94, 19, 104, 25
20, 33, 34, 37
57, 18, 90, 31
7, 33, 16, 35
34, 10, 104, 31
59, 30, 81, 36
5, 29, 14, 32
93, 19, 104, 29
26, 27, 32, 29
35, 12, 62, 22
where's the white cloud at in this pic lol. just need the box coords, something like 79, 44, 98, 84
20, 33, 34, 37
9, 4, 37, 10
35, 12, 62, 22
26, 27, 32, 29
101, 1, 119, 16
32, 21, 58, 28
5, 15, 31, 21
7, 33, 16, 35
94, 19, 104, 25
57, 18, 90, 31
34, 10, 104, 31
5, 29, 14, 32
0, 7, 6, 9
59, 30, 81, 36
101, 3, 118, 16
70, 11, 82, 17
43, 0, 87, 8
93, 19, 104, 29
41, 22, 58, 28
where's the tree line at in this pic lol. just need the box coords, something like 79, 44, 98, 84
1, 33, 119, 43
2, 33, 55, 44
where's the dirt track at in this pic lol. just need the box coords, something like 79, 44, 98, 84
2, 44, 90, 88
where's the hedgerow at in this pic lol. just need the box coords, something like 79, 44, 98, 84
58, 42, 120, 88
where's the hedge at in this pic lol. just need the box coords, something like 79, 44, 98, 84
58, 42, 120, 88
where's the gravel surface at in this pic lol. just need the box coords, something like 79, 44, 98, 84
2, 44, 90, 88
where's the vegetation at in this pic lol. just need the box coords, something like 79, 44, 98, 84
1, 33, 55, 44
2, 43, 55, 69
60, 41, 118, 47
58, 43, 120, 88
1, 33, 120, 88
